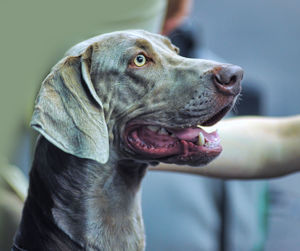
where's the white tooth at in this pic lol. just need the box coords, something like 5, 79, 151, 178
170, 133, 176, 138
198, 132, 205, 146
158, 127, 169, 135
147, 125, 160, 132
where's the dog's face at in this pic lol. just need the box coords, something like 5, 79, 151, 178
78, 30, 243, 166
31, 30, 243, 166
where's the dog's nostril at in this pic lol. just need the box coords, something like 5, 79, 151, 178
214, 74, 237, 86
212, 65, 243, 95
214, 67, 242, 86
230, 75, 237, 85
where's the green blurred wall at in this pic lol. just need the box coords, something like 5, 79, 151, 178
0, 0, 166, 165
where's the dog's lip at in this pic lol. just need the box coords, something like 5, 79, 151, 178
124, 122, 222, 164
200, 103, 233, 126
123, 102, 234, 164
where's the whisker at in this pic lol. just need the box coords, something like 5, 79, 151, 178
232, 94, 243, 115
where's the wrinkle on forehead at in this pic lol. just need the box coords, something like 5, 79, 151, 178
66, 30, 177, 58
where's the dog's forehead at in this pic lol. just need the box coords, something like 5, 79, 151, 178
66, 30, 175, 56
95, 31, 175, 55
116, 30, 173, 47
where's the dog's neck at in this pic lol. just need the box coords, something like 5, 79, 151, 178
14, 136, 147, 251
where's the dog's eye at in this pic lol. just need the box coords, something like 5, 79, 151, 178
134, 54, 146, 67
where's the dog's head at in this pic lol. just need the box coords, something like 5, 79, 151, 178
31, 30, 243, 166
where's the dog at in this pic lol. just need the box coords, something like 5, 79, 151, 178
13, 30, 243, 250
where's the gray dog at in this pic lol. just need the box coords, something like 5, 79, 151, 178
13, 30, 243, 251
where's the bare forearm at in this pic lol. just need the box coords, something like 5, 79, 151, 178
151, 116, 300, 179
162, 0, 192, 35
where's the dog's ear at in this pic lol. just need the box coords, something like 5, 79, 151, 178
31, 45, 109, 164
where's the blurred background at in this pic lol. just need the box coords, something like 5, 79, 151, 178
0, 0, 299, 250
190, 2, 300, 250
191, 0, 300, 117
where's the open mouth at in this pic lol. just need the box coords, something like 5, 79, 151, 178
124, 104, 232, 165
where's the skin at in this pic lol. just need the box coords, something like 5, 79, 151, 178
14, 30, 242, 251
162, 0, 193, 35
152, 115, 300, 178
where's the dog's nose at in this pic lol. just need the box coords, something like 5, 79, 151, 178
213, 65, 243, 96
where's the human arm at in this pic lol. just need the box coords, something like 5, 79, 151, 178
150, 115, 300, 179
162, 0, 192, 35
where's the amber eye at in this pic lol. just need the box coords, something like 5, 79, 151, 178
134, 54, 147, 67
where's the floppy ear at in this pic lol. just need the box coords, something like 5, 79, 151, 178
31, 45, 109, 164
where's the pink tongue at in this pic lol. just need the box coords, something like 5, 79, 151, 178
169, 127, 218, 142
139, 126, 219, 147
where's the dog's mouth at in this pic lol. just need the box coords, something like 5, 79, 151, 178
124, 104, 232, 166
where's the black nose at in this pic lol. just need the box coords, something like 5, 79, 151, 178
213, 65, 243, 96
